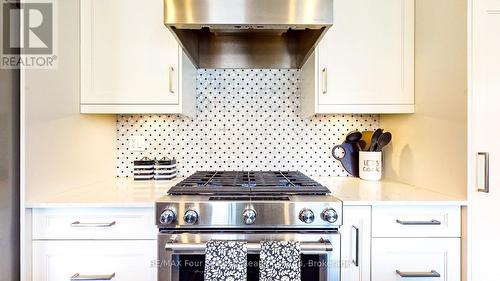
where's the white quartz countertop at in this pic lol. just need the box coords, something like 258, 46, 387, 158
25, 176, 467, 208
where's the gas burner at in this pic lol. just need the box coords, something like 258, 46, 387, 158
168, 171, 331, 195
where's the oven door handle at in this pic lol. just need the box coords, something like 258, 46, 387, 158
165, 240, 334, 254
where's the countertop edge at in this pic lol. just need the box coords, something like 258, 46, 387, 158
25, 200, 467, 209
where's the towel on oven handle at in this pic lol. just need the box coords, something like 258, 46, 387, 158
259, 241, 301, 281
204, 240, 247, 281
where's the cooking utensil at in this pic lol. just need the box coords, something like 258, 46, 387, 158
345, 130, 363, 151
375, 132, 392, 151
345, 131, 362, 143
359, 140, 368, 150
361, 131, 374, 150
332, 142, 360, 177
369, 129, 384, 151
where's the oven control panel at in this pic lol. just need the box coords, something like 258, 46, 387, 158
156, 196, 342, 229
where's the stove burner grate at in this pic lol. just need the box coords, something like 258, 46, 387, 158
168, 171, 330, 195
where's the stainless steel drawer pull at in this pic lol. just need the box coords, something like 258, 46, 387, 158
396, 219, 441, 225
396, 270, 440, 278
70, 273, 116, 280
70, 221, 116, 227
168, 66, 175, 93
322, 68, 328, 94
351, 225, 359, 267
165, 241, 333, 254
477, 152, 490, 193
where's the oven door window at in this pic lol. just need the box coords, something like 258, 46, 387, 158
158, 232, 340, 281
170, 253, 331, 281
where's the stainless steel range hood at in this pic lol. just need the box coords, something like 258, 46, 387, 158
164, 0, 333, 69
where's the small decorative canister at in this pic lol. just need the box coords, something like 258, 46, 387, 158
154, 157, 177, 180
359, 151, 382, 181
133, 157, 155, 181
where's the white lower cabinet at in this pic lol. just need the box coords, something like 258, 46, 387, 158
372, 238, 460, 281
32, 240, 156, 281
31, 208, 157, 281
32, 208, 156, 240
28, 205, 462, 281
340, 206, 371, 281
371, 206, 461, 238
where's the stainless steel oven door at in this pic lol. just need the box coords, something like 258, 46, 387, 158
158, 231, 340, 281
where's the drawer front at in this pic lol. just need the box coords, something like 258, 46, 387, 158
372, 238, 460, 281
33, 240, 156, 281
32, 208, 156, 239
372, 206, 461, 237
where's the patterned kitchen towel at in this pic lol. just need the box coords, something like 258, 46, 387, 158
259, 241, 301, 281
204, 240, 247, 281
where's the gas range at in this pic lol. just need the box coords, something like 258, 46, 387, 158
156, 171, 343, 281
155, 171, 343, 229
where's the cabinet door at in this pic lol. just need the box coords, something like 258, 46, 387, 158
32, 240, 156, 281
317, 0, 414, 112
372, 238, 460, 281
81, 0, 179, 105
469, 0, 500, 280
340, 206, 371, 281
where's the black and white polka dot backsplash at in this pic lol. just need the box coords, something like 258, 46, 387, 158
116, 69, 379, 177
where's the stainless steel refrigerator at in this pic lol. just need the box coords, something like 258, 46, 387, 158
0, 50, 20, 281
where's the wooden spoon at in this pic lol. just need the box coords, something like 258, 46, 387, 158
375, 132, 392, 151
369, 129, 384, 151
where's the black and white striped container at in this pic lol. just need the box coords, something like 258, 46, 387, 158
133, 157, 155, 181
154, 157, 177, 180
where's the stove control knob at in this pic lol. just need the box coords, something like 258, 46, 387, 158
159, 209, 176, 225
321, 208, 338, 224
183, 209, 199, 225
242, 209, 257, 225
299, 209, 315, 224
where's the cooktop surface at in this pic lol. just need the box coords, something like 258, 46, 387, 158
168, 171, 330, 195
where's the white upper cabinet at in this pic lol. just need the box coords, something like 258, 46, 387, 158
301, 0, 415, 116
80, 0, 196, 115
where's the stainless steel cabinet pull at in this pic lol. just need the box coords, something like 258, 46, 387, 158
396, 270, 440, 278
477, 152, 490, 193
70, 221, 116, 227
168, 66, 175, 93
396, 219, 441, 225
352, 225, 359, 267
322, 68, 328, 94
165, 241, 333, 254
70, 273, 115, 280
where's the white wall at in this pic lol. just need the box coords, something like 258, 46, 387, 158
23, 0, 116, 201
380, 0, 467, 198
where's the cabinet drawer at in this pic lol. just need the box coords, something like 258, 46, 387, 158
372, 206, 461, 237
32, 208, 156, 240
33, 240, 156, 281
372, 238, 460, 281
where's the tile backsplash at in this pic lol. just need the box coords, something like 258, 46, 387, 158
116, 69, 379, 177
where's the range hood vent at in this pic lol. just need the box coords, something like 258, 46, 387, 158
164, 0, 333, 69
